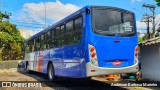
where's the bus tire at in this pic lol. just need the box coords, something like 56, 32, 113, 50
47, 63, 56, 82
25, 62, 30, 74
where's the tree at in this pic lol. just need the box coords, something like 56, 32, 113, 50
138, 36, 143, 43
142, 34, 149, 41
0, 11, 24, 61
0, 11, 10, 22
155, 32, 160, 37
155, 0, 160, 6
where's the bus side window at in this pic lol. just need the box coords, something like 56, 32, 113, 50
56, 26, 61, 47
66, 20, 74, 45
44, 33, 47, 49
36, 36, 40, 51
40, 35, 42, 50
47, 31, 51, 49
74, 16, 83, 43
51, 29, 55, 48
55, 27, 59, 47
60, 25, 65, 46
26, 41, 30, 53
31, 39, 35, 52
24, 43, 26, 53
34, 38, 36, 52
35, 38, 37, 51
42, 34, 46, 50
28, 40, 31, 53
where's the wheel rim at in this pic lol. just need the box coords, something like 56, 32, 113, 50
49, 65, 53, 80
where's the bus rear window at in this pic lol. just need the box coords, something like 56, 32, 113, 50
92, 8, 135, 36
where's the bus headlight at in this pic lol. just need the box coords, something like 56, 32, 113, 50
89, 44, 98, 66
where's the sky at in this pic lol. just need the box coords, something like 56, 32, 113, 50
0, 0, 159, 36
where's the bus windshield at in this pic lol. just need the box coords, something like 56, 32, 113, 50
92, 8, 135, 36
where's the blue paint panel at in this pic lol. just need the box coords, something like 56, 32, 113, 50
92, 35, 137, 67
41, 50, 50, 73
85, 6, 92, 63
39, 44, 86, 77
61, 44, 86, 77
37, 8, 87, 77
25, 6, 138, 78
37, 46, 86, 77
85, 6, 138, 68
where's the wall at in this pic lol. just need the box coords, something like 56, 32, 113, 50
0, 60, 24, 72
140, 44, 160, 81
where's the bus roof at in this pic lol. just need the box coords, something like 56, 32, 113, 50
24, 5, 133, 42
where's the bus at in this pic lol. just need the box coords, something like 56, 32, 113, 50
24, 6, 139, 81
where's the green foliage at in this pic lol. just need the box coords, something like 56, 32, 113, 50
155, 32, 160, 37
138, 36, 143, 43
0, 11, 10, 22
142, 34, 148, 41
155, 0, 160, 6
141, 33, 157, 41
0, 11, 24, 61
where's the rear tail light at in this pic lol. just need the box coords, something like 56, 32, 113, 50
91, 53, 96, 58
134, 46, 138, 64
135, 46, 138, 58
90, 47, 95, 52
135, 47, 138, 52
89, 44, 98, 66
135, 53, 138, 57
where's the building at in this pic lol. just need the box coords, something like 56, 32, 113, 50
139, 37, 160, 81
18, 28, 32, 39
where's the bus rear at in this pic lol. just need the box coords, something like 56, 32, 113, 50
85, 6, 139, 76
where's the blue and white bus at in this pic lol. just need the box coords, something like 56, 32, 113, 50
24, 6, 139, 81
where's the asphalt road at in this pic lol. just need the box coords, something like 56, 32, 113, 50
19, 71, 128, 90
0, 71, 157, 90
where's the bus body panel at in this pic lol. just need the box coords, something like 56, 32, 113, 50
25, 52, 35, 71
62, 45, 85, 75
84, 6, 138, 76
91, 35, 138, 67
24, 6, 139, 78
86, 58, 138, 76
25, 10, 87, 78
26, 46, 86, 78
54, 11, 86, 77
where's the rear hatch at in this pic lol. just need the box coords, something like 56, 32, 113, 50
93, 35, 136, 68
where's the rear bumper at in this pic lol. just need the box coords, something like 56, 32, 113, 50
86, 58, 139, 77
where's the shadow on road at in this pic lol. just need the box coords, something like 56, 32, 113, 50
19, 71, 128, 90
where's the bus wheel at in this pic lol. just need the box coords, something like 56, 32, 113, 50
25, 62, 30, 74
47, 63, 56, 81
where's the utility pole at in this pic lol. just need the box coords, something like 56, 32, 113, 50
141, 14, 151, 39
43, 1, 46, 28
147, 19, 150, 39
142, 4, 156, 38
